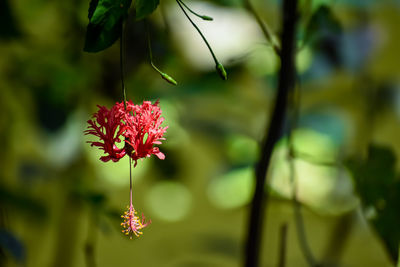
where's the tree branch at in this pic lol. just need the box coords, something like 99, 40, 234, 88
244, 0, 281, 55
243, 0, 298, 266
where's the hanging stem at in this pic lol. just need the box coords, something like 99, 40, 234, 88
176, 0, 217, 63
120, 21, 133, 205
243, 0, 298, 266
177, 0, 213, 21
146, 20, 177, 85
129, 157, 133, 207
120, 22, 127, 110
176, 0, 227, 80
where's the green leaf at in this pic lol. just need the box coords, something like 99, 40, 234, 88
88, 0, 99, 19
134, 0, 160, 21
346, 145, 400, 263
84, 0, 132, 52
91, 5, 110, 25
84, 22, 121, 52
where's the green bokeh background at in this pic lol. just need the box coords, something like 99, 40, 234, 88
0, 0, 400, 266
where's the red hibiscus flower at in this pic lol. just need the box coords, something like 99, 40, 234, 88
85, 100, 167, 164
123, 100, 168, 165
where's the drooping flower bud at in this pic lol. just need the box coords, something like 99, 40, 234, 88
216, 63, 227, 80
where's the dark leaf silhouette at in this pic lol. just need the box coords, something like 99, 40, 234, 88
84, 0, 132, 52
347, 145, 400, 262
134, 0, 160, 21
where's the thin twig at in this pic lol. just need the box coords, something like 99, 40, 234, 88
287, 77, 319, 267
244, 0, 281, 55
146, 21, 156, 71
243, 0, 298, 266
293, 200, 318, 266
322, 211, 354, 266
277, 223, 288, 267
84, 212, 98, 267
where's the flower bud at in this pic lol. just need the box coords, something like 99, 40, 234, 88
216, 63, 227, 80
161, 72, 178, 85
201, 15, 213, 21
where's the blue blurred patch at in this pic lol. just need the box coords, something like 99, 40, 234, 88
298, 112, 347, 145
0, 229, 25, 264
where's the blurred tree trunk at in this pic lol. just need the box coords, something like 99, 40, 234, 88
244, 0, 298, 266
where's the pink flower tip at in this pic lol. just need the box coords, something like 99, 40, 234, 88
121, 205, 151, 239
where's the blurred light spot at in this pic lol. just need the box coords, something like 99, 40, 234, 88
207, 167, 254, 209
269, 129, 358, 215
147, 181, 192, 222
284, 128, 338, 161
84, 135, 149, 187
296, 46, 313, 73
226, 134, 258, 165
45, 110, 84, 168
246, 46, 279, 76
159, 100, 189, 148
364, 206, 377, 220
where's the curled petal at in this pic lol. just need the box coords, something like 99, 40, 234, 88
154, 151, 165, 160
85, 104, 126, 162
